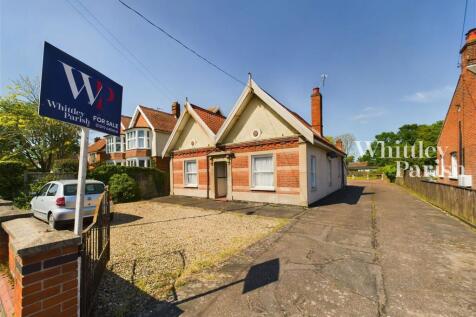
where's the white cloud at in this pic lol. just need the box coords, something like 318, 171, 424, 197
402, 86, 453, 104
351, 107, 385, 124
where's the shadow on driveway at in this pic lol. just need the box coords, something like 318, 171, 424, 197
153, 196, 305, 219
311, 185, 371, 207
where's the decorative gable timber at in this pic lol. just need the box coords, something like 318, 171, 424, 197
162, 102, 222, 157
215, 79, 315, 144
128, 106, 155, 130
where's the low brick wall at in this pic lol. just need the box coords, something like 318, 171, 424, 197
396, 175, 476, 227
0, 216, 80, 316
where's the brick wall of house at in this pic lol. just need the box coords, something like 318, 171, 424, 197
438, 36, 476, 188
125, 149, 151, 158
171, 148, 215, 196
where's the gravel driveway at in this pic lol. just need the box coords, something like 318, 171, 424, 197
95, 200, 287, 316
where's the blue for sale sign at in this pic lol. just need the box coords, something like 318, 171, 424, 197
39, 42, 123, 135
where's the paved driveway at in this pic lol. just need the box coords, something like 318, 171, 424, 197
162, 181, 475, 316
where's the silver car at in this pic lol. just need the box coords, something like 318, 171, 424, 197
31, 179, 105, 229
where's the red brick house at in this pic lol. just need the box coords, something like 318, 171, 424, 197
122, 103, 179, 170
87, 137, 107, 166
104, 115, 131, 165
163, 78, 346, 206
437, 28, 476, 188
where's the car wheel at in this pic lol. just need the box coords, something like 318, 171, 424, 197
48, 213, 57, 230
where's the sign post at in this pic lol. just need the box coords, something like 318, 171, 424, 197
74, 127, 89, 235
39, 42, 123, 235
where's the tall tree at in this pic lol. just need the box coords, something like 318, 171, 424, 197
335, 133, 356, 154
0, 77, 80, 171
359, 121, 443, 167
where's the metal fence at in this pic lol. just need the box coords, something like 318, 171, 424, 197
396, 174, 475, 227
81, 191, 111, 316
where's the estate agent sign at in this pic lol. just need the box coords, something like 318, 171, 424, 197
39, 42, 123, 135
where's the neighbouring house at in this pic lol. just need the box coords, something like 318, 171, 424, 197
104, 115, 131, 166
348, 162, 378, 173
87, 137, 107, 166
437, 28, 476, 188
122, 103, 179, 170
162, 78, 346, 206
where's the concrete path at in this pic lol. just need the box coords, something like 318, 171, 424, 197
165, 181, 475, 316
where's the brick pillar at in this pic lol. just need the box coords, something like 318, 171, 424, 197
2, 218, 81, 317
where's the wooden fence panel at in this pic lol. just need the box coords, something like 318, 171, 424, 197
396, 174, 475, 226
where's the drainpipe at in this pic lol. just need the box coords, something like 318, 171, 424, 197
206, 155, 210, 199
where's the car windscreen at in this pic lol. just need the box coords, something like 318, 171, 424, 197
64, 183, 105, 196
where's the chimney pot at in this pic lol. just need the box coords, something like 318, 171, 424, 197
171, 101, 180, 118
336, 139, 344, 151
311, 87, 323, 135
466, 28, 476, 44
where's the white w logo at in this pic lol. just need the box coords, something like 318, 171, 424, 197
60, 61, 102, 105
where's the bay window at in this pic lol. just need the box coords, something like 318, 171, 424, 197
126, 157, 150, 167
184, 160, 198, 187
126, 129, 151, 150
251, 155, 274, 190
106, 135, 125, 153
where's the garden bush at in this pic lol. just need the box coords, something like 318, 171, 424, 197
13, 174, 57, 209
380, 165, 397, 182
52, 158, 79, 173
89, 164, 168, 196
0, 161, 26, 200
109, 173, 139, 203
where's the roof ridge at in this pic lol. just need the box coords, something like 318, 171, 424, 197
139, 105, 175, 116
190, 103, 226, 118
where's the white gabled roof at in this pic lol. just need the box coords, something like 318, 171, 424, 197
128, 105, 155, 130
161, 102, 216, 157
215, 79, 315, 144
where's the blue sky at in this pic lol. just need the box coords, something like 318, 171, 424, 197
1, 0, 474, 146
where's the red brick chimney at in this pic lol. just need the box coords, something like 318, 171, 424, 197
460, 28, 476, 69
336, 139, 343, 151
311, 87, 323, 135
171, 101, 180, 118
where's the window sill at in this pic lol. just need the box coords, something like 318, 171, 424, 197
184, 185, 198, 189
251, 187, 275, 192
449, 176, 458, 180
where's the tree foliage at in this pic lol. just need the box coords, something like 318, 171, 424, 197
335, 133, 356, 154
0, 77, 80, 171
359, 121, 443, 168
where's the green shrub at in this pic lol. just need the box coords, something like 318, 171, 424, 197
109, 173, 139, 203
88, 164, 168, 195
13, 174, 57, 209
0, 161, 26, 200
381, 165, 397, 182
52, 158, 79, 173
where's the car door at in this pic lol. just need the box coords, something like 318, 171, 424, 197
44, 183, 59, 214
31, 183, 51, 219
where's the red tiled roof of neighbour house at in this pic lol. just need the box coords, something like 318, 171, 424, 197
138, 105, 177, 132
121, 115, 132, 130
348, 162, 369, 168
88, 138, 106, 153
261, 88, 346, 156
190, 104, 226, 134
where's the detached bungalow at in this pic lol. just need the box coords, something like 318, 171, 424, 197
162, 78, 346, 206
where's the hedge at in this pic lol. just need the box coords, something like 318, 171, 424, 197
52, 158, 79, 173
88, 164, 168, 195
109, 173, 139, 203
0, 161, 26, 200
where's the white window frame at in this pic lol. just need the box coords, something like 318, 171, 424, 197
310, 155, 317, 190
251, 154, 275, 191
126, 128, 151, 150
126, 157, 151, 168
440, 155, 445, 178
450, 152, 458, 179
106, 135, 125, 153
184, 160, 198, 187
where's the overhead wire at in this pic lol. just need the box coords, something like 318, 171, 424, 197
117, 0, 246, 86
